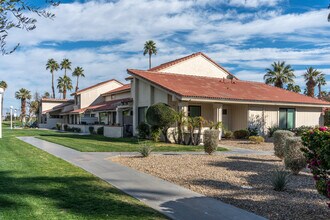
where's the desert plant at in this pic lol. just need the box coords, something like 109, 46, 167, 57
249, 136, 265, 144
146, 103, 176, 143
150, 125, 161, 142
224, 131, 233, 139
291, 125, 314, 136
271, 168, 291, 191
325, 110, 330, 126
89, 126, 94, 134
56, 123, 61, 131
267, 125, 282, 138
273, 130, 294, 159
137, 122, 150, 139
139, 143, 153, 157
97, 127, 104, 135
63, 124, 68, 131
204, 129, 220, 155
301, 127, 330, 201
284, 137, 307, 175
233, 129, 249, 139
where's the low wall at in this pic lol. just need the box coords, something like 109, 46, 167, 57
67, 124, 104, 133
39, 118, 64, 129
104, 126, 123, 138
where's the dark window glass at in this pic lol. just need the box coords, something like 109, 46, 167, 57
188, 106, 201, 117
279, 108, 295, 129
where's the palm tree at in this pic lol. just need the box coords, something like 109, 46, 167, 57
316, 73, 327, 98
42, 91, 50, 98
0, 81, 7, 119
60, 58, 72, 76
72, 67, 85, 92
264, 61, 295, 88
143, 40, 157, 69
15, 88, 31, 124
286, 83, 301, 93
303, 67, 321, 97
57, 76, 73, 99
46, 59, 59, 98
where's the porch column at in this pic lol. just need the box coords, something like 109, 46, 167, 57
178, 101, 188, 115
132, 78, 139, 136
213, 103, 223, 139
116, 107, 123, 126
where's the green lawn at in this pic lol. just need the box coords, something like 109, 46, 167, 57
37, 133, 227, 152
0, 125, 167, 220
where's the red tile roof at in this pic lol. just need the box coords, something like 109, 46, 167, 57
101, 84, 131, 96
128, 69, 330, 106
149, 52, 238, 79
71, 79, 123, 95
41, 98, 69, 102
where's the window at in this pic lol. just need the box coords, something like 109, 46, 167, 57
222, 109, 227, 115
99, 112, 108, 125
188, 106, 201, 117
138, 107, 148, 125
279, 108, 295, 129
112, 112, 117, 124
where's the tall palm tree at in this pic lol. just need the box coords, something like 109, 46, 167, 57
42, 91, 50, 98
286, 83, 301, 93
303, 67, 321, 97
264, 61, 295, 88
0, 81, 7, 119
15, 88, 31, 124
72, 66, 85, 92
57, 76, 73, 99
143, 40, 157, 69
46, 59, 59, 98
316, 73, 327, 98
60, 58, 72, 76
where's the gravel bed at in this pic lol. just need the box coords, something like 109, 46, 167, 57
220, 139, 274, 151
112, 154, 329, 220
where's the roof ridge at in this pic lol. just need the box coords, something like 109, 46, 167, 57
72, 79, 124, 96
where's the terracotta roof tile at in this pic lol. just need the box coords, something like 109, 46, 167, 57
71, 79, 123, 95
149, 52, 238, 79
41, 98, 69, 102
101, 84, 131, 96
128, 69, 330, 106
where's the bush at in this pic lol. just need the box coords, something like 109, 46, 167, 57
139, 143, 153, 157
248, 127, 258, 136
137, 122, 150, 139
291, 125, 313, 136
223, 131, 233, 139
233, 129, 249, 139
284, 137, 306, 175
271, 168, 290, 191
146, 103, 176, 143
301, 127, 330, 200
89, 126, 95, 134
150, 125, 161, 142
63, 124, 68, 131
249, 136, 264, 144
73, 127, 81, 133
267, 126, 281, 138
97, 127, 104, 135
273, 130, 294, 159
204, 130, 220, 155
56, 123, 61, 131
325, 111, 330, 126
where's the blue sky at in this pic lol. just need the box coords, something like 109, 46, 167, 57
1, 0, 330, 113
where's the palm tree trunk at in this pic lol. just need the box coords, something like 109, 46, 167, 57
63, 87, 67, 99
149, 53, 151, 69
1, 94, 4, 120
21, 99, 26, 123
52, 72, 55, 98
318, 84, 322, 99
75, 77, 79, 92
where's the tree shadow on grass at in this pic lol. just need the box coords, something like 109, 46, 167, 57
0, 171, 164, 219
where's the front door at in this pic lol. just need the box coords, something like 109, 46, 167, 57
222, 109, 229, 130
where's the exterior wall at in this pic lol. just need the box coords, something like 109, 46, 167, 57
159, 55, 229, 78
296, 107, 324, 127
79, 81, 123, 108
231, 105, 248, 131
67, 124, 104, 133
104, 126, 123, 138
137, 80, 152, 106
104, 91, 131, 101
153, 87, 168, 104
39, 118, 64, 129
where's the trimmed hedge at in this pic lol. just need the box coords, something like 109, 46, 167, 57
249, 136, 264, 144
204, 129, 220, 155
273, 130, 294, 159
284, 137, 306, 175
233, 129, 249, 139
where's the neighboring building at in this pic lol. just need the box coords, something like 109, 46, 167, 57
128, 52, 330, 137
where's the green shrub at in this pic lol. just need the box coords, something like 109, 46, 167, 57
139, 143, 153, 157
273, 130, 294, 159
233, 129, 249, 139
223, 131, 233, 139
89, 126, 95, 134
301, 127, 330, 200
267, 125, 281, 138
150, 125, 161, 142
56, 123, 61, 131
249, 136, 264, 144
248, 127, 258, 136
97, 127, 104, 135
204, 130, 220, 155
63, 124, 68, 131
291, 125, 313, 136
146, 103, 176, 143
137, 122, 150, 139
271, 168, 290, 191
74, 127, 81, 133
325, 111, 330, 126
284, 137, 306, 175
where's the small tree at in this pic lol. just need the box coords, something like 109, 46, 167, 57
146, 103, 176, 143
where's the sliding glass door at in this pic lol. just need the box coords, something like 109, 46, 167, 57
279, 108, 295, 129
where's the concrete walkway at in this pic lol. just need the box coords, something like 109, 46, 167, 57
18, 137, 267, 220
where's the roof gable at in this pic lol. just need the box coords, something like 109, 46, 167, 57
72, 79, 123, 95
149, 52, 237, 79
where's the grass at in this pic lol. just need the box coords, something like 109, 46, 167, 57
0, 124, 167, 220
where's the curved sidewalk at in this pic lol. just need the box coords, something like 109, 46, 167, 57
18, 137, 267, 220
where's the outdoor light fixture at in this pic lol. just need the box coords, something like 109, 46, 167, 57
10, 106, 13, 130
0, 88, 4, 139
